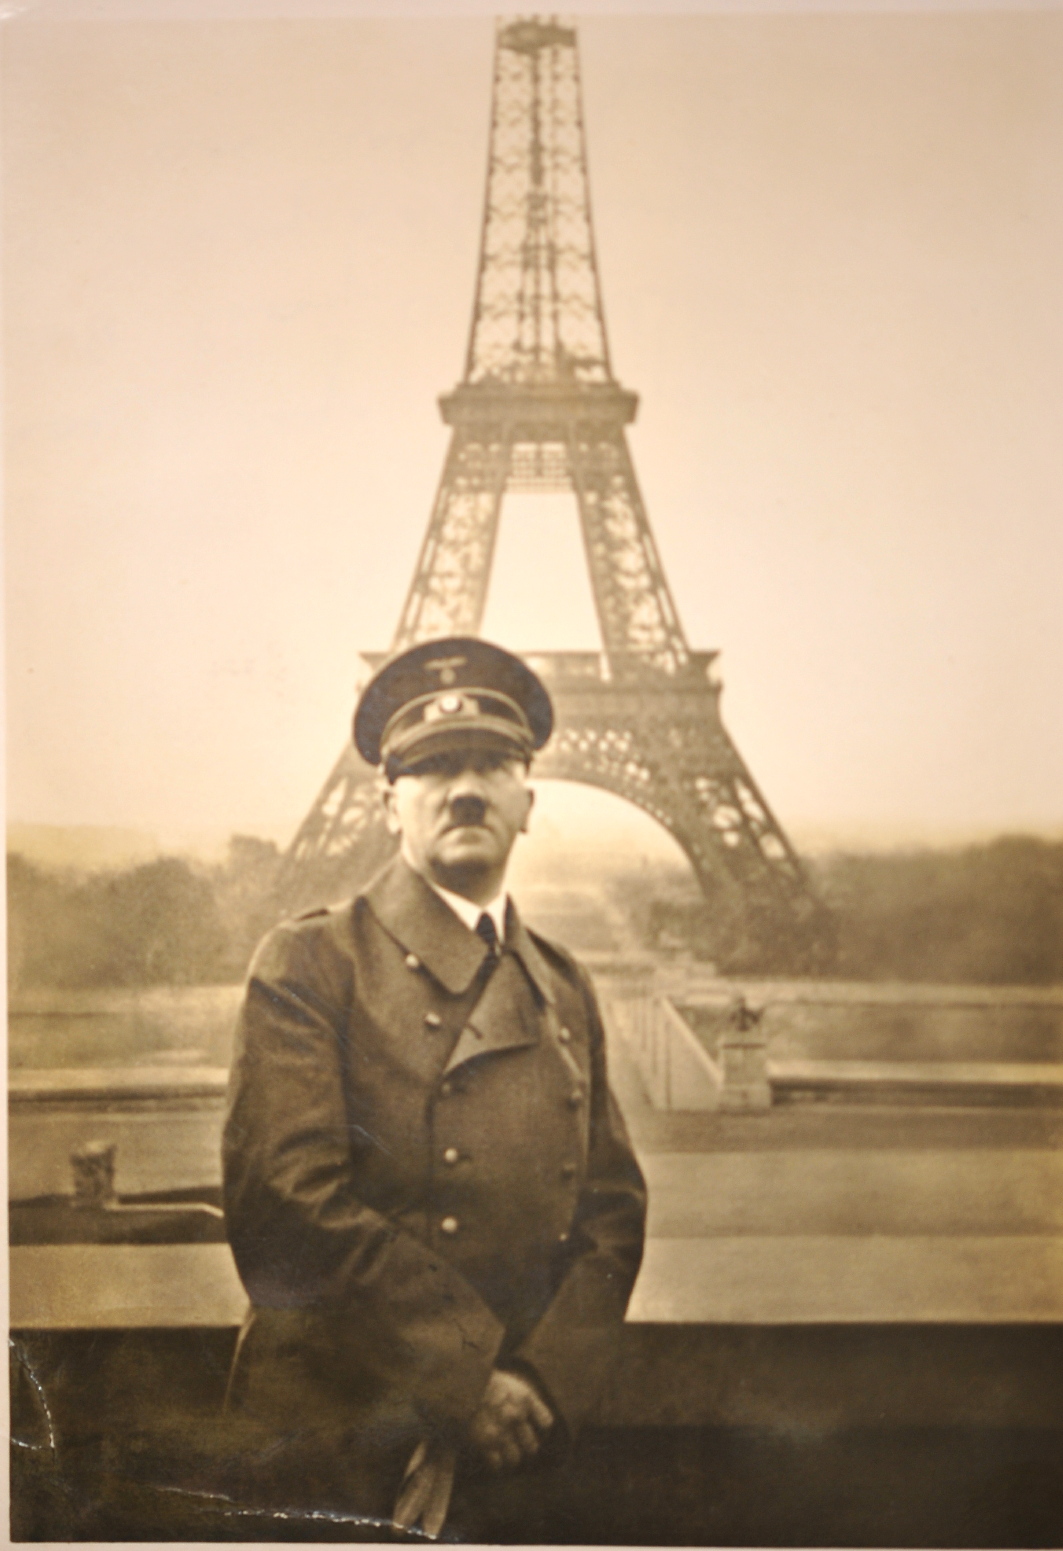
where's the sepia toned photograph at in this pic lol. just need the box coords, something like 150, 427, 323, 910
6, 0, 1063, 1543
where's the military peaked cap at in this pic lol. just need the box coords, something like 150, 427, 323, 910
354, 636, 554, 772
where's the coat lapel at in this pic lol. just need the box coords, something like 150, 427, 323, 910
504, 905, 557, 1008
364, 858, 561, 1076
443, 952, 540, 1073
442, 904, 560, 1074
364, 856, 488, 995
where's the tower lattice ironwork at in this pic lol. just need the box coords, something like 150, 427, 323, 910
277, 17, 830, 967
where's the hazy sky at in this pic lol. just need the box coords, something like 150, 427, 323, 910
5, 0, 1062, 854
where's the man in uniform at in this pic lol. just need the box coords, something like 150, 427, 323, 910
222, 636, 647, 1538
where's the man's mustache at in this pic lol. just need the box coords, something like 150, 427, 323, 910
445, 797, 491, 828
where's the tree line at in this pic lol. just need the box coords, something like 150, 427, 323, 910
7, 831, 1063, 989
7, 835, 282, 991
611, 833, 1063, 983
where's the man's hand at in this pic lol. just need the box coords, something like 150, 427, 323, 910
468, 1368, 554, 1472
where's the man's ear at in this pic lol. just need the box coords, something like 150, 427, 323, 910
380, 778, 402, 837
520, 785, 535, 834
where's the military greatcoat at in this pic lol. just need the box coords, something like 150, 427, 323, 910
221, 855, 646, 1516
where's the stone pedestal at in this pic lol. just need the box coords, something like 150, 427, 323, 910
718, 1033, 771, 1111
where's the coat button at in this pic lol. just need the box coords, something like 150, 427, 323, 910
424, 1012, 442, 1029
439, 1081, 452, 1098
567, 1091, 582, 1109
558, 1231, 570, 1244
440, 1216, 459, 1235
405, 953, 420, 970
558, 1026, 572, 1044
561, 1162, 577, 1179
443, 1147, 460, 1165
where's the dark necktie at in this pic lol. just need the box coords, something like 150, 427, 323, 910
475, 911, 500, 955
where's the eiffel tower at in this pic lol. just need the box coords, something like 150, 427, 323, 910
277, 17, 830, 969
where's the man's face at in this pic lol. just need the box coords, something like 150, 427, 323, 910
383, 745, 534, 901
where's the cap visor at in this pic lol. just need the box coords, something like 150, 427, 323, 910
389, 723, 531, 772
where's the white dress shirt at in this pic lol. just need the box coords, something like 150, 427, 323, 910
429, 880, 508, 943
